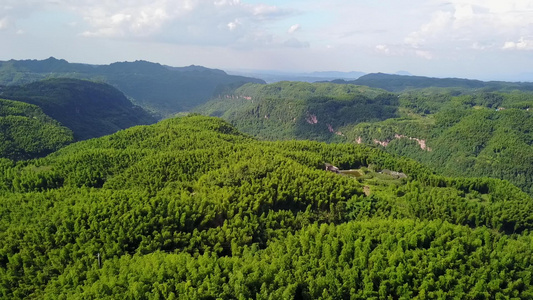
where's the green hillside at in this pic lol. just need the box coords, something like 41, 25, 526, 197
196, 81, 399, 142
347, 91, 533, 195
0, 57, 265, 116
0, 98, 73, 160
197, 82, 533, 195
1, 115, 532, 298
0, 78, 156, 140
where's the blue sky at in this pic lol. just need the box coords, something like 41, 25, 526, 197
2, 0, 533, 80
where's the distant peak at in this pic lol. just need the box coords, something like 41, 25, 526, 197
111, 60, 161, 66
44, 57, 68, 63
167, 64, 227, 75
105, 60, 167, 73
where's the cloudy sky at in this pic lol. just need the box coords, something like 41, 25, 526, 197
1, 0, 533, 80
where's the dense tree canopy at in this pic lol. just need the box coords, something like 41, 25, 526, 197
0, 98, 73, 160
196, 82, 399, 142
197, 82, 533, 196
1, 115, 532, 298
347, 91, 533, 195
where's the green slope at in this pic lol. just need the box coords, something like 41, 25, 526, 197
196, 81, 399, 142
1, 115, 532, 298
0, 98, 73, 160
347, 91, 533, 195
0, 78, 156, 140
198, 83, 533, 195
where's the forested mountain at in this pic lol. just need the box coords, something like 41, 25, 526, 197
1, 115, 533, 298
0, 78, 156, 140
0, 57, 265, 116
0, 98, 73, 160
197, 82, 533, 196
346, 91, 533, 195
334, 72, 533, 92
196, 81, 399, 141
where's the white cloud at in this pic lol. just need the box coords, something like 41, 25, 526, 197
367, 0, 533, 61
404, 10, 452, 48
374, 43, 434, 60
471, 42, 489, 50
214, 0, 241, 6
405, 1, 533, 49
252, 4, 283, 18
110, 13, 131, 25
77, 1, 292, 47
375, 44, 390, 54
78, 1, 179, 38
503, 37, 533, 50
0, 0, 293, 48
227, 19, 241, 31
288, 24, 300, 34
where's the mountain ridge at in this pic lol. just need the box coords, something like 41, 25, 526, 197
0, 57, 265, 117
335, 72, 533, 92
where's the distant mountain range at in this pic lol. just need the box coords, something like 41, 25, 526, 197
332, 72, 533, 92
0, 57, 265, 117
226, 69, 366, 83
227, 68, 533, 89
4, 58, 533, 117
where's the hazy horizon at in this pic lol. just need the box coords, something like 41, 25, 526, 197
2, 1, 533, 81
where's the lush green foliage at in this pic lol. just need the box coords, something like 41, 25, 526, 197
198, 81, 533, 196
0, 57, 265, 116
1, 78, 156, 140
60, 220, 533, 299
347, 91, 533, 195
0, 98, 73, 160
0, 115, 532, 298
196, 81, 399, 142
